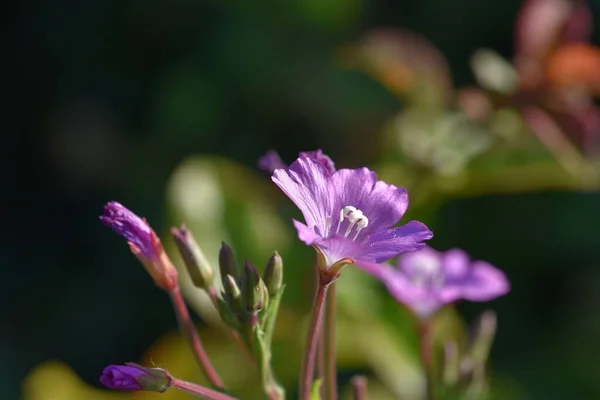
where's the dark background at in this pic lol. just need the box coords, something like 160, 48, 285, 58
4, 1, 600, 399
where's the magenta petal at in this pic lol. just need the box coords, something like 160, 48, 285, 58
442, 249, 470, 279
315, 235, 363, 267
360, 221, 433, 263
331, 168, 409, 233
299, 149, 336, 174
380, 267, 443, 318
462, 261, 511, 301
353, 260, 390, 280
272, 157, 334, 236
99, 365, 145, 391
293, 219, 321, 245
399, 247, 441, 276
100, 202, 153, 258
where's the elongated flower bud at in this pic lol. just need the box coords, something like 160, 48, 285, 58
171, 225, 214, 290
263, 251, 283, 296
224, 274, 242, 300
219, 242, 238, 287
100, 202, 178, 291
100, 363, 172, 393
241, 261, 266, 313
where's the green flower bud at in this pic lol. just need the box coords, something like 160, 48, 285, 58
223, 274, 244, 316
263, 251, 283, 297
171, 225, 214, 290
219, 242, 238, 287
241, 261, 266, 313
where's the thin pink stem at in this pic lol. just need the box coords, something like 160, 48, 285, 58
299, 280, 329, 400
171, 378, 237, 400
325, 282, 338, 400
350, 375, 368, 400
169, 287, 225, 389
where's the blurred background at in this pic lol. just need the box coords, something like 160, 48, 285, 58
5, 0, 600, 399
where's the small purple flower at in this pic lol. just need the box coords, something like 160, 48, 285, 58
271, 152, 432, 275
100, 201, 178, 290
100, 201, 154, 259
99, 365, 146, 391
100, 364, 172, 393
258, 149, 336, 175
375, 247, 510, 319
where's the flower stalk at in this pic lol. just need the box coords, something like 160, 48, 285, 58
171, 378, 238, 400
350, 376, 368, 400
299, 276, 330, 400
169, 286, 225, 389
325, 282, 338, 400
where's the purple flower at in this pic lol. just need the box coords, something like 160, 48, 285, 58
100, 202, 154, 259
375, 247, 510, 319
99, 365, 146, 391
259, 149, 336, 174
271, 152, 432, 275
100, 201, 178, 290
100, 364, 172, 393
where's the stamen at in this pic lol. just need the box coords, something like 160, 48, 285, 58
336, 205, 369, 241
352, 218, 369, 241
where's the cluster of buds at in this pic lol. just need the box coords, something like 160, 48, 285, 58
217, 243, 282, 323
215, 243, 285, 399
169, 227, 285, 398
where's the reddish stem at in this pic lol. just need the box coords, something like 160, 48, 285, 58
172, 378, 237, 400
350, 375, 368, 400
325, 282, 338, 400
169, 287, 225, 389
299, 280, 329, 400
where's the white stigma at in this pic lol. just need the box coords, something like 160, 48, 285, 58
333, 205, 369, 241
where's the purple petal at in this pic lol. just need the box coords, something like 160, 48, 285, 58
293, 219, 322, 245
399, 247, 441, 276
331, 168, 409, 233
442, 248, 470, 279
100, 202, 153, 258
99, 365, 145, 391
272, 157, 334, 237
379, 267, 443, 318
299, 149, 336, 174
314, 235, 363, 267
359, 221, 433, 263
258, 150, 287, 173
353, 260, 390, 280
461, 261, 511, 301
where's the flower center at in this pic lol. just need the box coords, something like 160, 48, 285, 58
408, 257, 445, 289
327, 205, 369, 241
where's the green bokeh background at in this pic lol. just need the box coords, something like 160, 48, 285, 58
5, 1, 600, 399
